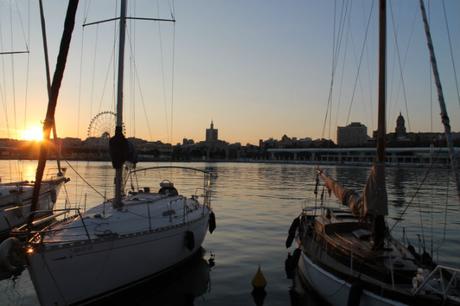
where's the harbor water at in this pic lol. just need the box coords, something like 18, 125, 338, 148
1, 160, 459, 305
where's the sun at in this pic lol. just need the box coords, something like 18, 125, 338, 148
20, 125, 44, 142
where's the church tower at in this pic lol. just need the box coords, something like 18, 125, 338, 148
206, 120, 218, 143
395, 112, 407, 138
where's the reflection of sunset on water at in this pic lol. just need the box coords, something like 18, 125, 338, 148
22, 162, 38, 182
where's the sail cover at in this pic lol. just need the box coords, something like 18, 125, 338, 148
319, 170, 365, 217
319, 163, 388, 218
363, 163, 388, 216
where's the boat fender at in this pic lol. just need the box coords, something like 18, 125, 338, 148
185, 231, 195, 251
421, 251, 434, 267
284, 248, 301, 279
0, 237, 24, 273
407, 244, 421, 262
347, 281, 363, 306
51, 189, 57, 203
285, 217, 300, 248
209, 211, 216, 234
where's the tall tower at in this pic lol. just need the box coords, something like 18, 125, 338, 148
395, 112, 407, 138
206, 120, 218, 143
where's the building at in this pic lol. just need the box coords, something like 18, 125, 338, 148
395, 112, 407, 139
337, 122, 368, 147
205, 121, 218, 143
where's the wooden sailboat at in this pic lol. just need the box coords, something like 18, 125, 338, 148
288, 1, 460, 305
2, 1, 216, 305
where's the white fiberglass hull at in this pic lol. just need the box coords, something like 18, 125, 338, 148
298, 253, 406, 306
28, 211, 209, 306
0, 179, 65, 235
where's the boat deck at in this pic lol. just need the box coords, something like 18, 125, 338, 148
39, 192, 205, 244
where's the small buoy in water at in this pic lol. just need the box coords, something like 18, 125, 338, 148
209, 211, 216, 234
251, 265, 267, 289
251, 266, 267, 306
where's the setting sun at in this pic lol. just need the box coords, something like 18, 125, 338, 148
20, 125, 44, 142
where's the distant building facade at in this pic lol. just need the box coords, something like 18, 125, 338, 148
337, 122, 368, 147
395, 112, 407, 140
205, 121, 218, 143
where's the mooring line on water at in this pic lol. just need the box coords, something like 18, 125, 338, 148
63, 159, 105, 199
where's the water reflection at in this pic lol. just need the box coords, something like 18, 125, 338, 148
94, 249, 213, 306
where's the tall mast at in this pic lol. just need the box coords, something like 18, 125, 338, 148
28, 0, 79, 227
377, 0, 386, 163
368, 0, 388, 250
419, 0, 460, 198
39, 0, 62, 175
114, 0, 127, 208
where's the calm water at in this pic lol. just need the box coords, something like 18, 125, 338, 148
1, 160, 459, 306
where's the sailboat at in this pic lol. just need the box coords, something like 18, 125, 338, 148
0, 0, 69, 238
0, 171, 68, 237
287, 1, 460, 305
2, 1, 216, 305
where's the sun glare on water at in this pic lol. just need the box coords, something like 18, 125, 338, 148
20, 125, 44, 141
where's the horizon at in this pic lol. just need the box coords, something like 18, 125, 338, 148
1, 0, 459, 145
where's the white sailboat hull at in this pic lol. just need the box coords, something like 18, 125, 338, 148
0, 178, 66, 235
298, 252, 406, 306
28, 211, 209, 306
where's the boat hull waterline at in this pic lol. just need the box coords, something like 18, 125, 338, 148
27, 209, 210, 306
298, 251, 405, 306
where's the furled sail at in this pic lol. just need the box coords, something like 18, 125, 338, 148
363, 163, 388, 217
318, 169, 364, 217
319, 163, 388, 218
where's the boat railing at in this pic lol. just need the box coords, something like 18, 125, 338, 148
26, 208, 92, 243
413, 265, 460, 301
125, 166, 213, 195
43, 167, 67, 180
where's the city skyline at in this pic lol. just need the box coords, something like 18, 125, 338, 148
0, 1, 459, 145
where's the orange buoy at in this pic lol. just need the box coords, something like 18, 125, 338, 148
251, 265, 267, 289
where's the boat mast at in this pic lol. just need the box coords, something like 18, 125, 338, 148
419, 0, 460, 199
39, 0, 62, 175
113, 0, 127, 208
377, 0, 386, 164
28, 0, 79, 227
371, 0, 387, 249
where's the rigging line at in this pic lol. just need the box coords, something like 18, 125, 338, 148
345, 0, 374, 124
334, 12, 352, 129
130, 0, 136, 137
156, 0, 170, 142
63, 160, 105, 199
441, 0, 460, 109
389, 156, 436, 233
0, 19, 13, 182
89, 24, 100, 120
22, 0, 31, 131
76, 24, 89, 206
389, 0, 411, 132
112, 1, 118, 113
96, 44, 116, 114
170, 5, 176, 145
321, 0, 350, 139
8, 1, 17, 139
363, 5, 374, 130
13, 0, 29, 52
126, 33, 154, 140
428, 0, 433, 132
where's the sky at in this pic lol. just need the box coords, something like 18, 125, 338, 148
0, 0, 459, 145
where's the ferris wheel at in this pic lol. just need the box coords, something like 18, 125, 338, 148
87, 111, 125, 139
